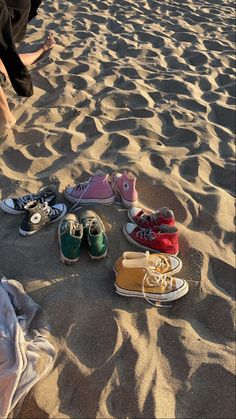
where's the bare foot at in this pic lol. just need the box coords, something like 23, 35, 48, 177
8, 113, 16, 126
42, 33, 56, 53
0, 118, 16, 137
0, 112, 16, 133
19, 33, 56, 66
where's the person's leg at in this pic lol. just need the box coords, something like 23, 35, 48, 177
0, 62, 7, 79
19, 33, 56, 66
0, 33, 55, 133
0, 86, 16, 133
0, 33, 56, 79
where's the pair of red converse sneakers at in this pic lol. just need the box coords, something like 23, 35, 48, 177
122, 206, 179, 255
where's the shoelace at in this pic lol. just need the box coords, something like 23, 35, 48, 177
135, 227, 156, 241
148, 255, 170, 272
83, 218, 100, 234
62, 220, 80, 232
17, 194, 40, 209
41, 202, 60, 217
68, 170, 111, 213
75, 178, 91, 191
69, 178, 92, 214
140, 209, 161, 224
142, 269, 175, 307
90, 220, 101, 234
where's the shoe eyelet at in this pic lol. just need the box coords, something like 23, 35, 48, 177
123, 181, 129, 191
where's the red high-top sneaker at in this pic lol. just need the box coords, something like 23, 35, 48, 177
128, 206, 175, 228
122, 223, 179, 255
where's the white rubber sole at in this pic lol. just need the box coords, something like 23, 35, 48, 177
88, 249, 108, 260
19, 228, 38, 236
19, 205, 67, 236
128, 210, 148, 223
122, 225, 179, 256
115, 281, 189, 302
60, 252, 80, 264
64, 190, 115, 205
0, 201, 25, 214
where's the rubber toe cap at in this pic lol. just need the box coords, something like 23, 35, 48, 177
125, 222, 137, 234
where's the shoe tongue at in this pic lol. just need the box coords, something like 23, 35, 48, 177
143, 214, 151, 221
94, 170, 107, 177
71, 223, 80, 236
90, 221, 101, 235
25, 200, 38, 210
160, 207, 174, 218
158, 224, 176, 233
126, 171, 136, 179
123, 258, 145, 268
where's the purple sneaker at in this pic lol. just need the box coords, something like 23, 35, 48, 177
111, 171, 138, 208
64, 171, 115, 205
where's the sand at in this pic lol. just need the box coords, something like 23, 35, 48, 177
0, 0, 235, 418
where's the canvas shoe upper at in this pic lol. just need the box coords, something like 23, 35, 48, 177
0, 184, 57, 215
113, 251, 182, 275
64, 170, 115, 205
128, 206, 175, 228
122, 223, 179, 255
58, 213, 83, 264
19, 201, 67, 236
80, 210, 108, 259
115, 262, 188, 303
111, 171, 138, 208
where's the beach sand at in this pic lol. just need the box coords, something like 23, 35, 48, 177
0, 0, 235, 417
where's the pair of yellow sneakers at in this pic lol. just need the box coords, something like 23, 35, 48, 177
113, 251, 189, 305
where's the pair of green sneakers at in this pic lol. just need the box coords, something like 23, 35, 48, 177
58, 210, 108, 263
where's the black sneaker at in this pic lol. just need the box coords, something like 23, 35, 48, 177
0, 184, 57, 215
19, 201, 67, 236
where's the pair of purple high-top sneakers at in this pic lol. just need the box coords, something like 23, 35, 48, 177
64, 170, 138, 208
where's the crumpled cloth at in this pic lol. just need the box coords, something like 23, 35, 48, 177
0, 278, 56, 418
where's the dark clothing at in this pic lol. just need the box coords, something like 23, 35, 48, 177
6, 0, 42, 42
28, 0, 42, 25
0, 0, 42, 97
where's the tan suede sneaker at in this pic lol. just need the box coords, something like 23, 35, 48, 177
115, 259, 188, 303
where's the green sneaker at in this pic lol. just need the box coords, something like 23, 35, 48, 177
80, 210, 108, 259
58, 213, 83, 264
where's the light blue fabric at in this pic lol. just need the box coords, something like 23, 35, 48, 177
0, 278, 55, 418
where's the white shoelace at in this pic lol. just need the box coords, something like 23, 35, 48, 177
61, 219, 80, 232
75, 179, 91, 192
140, 211, 159, 223
142, 269, 175, 307
41, 202, 60, 217
69, 178, 92, 213
140, 208, 173, 224
148, 255, 169, 271
84, 219, 100, 235
135, 227, 156, 241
